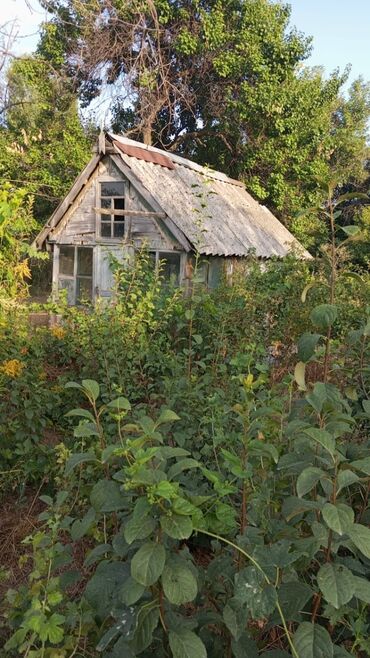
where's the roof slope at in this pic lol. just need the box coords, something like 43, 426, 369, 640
108, 133, 310, 258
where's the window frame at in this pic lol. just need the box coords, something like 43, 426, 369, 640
149, 250, 183, 286
57, 245, 94, 304
98, 180, 126, 240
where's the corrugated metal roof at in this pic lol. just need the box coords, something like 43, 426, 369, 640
113, 140, 175, 169
108, 133, 311, 258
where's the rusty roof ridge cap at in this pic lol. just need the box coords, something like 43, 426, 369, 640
107, 132, 245, 187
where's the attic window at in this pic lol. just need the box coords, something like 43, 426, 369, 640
100, 181, 125, 238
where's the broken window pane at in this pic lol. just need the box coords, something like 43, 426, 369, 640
59, 246, 75, 276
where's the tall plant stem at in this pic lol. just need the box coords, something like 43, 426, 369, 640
323, 189, 337, 382
194, 527, 300, 658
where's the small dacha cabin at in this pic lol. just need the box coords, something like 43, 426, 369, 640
35, 132, 309, 304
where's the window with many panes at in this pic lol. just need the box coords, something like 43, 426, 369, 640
100, 181, 125, 238
58, 246, 93, 304
150, 251, 181, 286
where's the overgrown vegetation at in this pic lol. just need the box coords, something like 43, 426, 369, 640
0, 192, 369, 657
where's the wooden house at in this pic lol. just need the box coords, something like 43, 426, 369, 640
34, 132, 310, 304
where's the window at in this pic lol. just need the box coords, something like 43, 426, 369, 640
100, 181, 125, 238
150, 251, 181, 286
58, 246, 93, 304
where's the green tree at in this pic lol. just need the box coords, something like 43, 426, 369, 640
0, 55, 92, 226
39, 0, 370, 250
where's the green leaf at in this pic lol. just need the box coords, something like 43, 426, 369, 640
348, 523, 370, 559
231, 632, 259, 658
168, 458, 200, 480
297, 467, 325, 498
310, 304, 338, 330
71, 507, 96, 541
65, 408, 96, 422
341, 225, 361, 236
160, 513, 193, 539
96, 608, 135, 651
278, 581, 313, 620
168, 629, 207, 658
65, 452, 96, 475
223, 600, 247, 641
234, 566, 277, 619
294, 361, 307, 390
336, 192, 369, 204
73, 421, 100, 438
317, 563, 355, 608
322, 503, 354, 536
362, 399, 370, 415
293, 622, 333, 658
157, 408, 180, 424
131, 542, 166, 586
90, 480, 127, 512
350, 457, 370, 476
162, 561, 197, 605
84, 562, 129, 619
82, 379, 100, 401
352, 575, 370, 604
130, 605, 159, 654
297, 333, 321, 362
124, 516, 156, 544
303, 428, 335, 456
120, 576, 145, 605
337, 470, 359, 493
106, 396, 131, 411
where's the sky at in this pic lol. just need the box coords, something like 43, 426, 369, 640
1, 0, 369, 102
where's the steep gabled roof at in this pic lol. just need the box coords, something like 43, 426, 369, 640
35, 132, 311, 258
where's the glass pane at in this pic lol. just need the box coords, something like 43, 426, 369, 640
59, 246, 74, 276
59, 277, 74, 304
114, 198, 125, 212
101, 222, 112, 237
113, 222, 125, 238
101, 198, 111, 209
76, 277, 92, 303
77, 248, 93, 276
159, 252, 181, 285
101, 182, 125, 197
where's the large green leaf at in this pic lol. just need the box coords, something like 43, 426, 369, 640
234, 566, 277, 619
278, 581, 313, 620
130, 605, 159, 654
337, 470, 359, 493
162, 561, 197, 605
65, 452, 96, 475
168, 629, 207, 658
71, 507, 95, 541
160, 513, 193, 539
84, 562, 129, 619
348, 523, 370, 559
352, 575, 370, 604
297, 467, 325, 498
303, 428, 335, 456
124, 516, 156, 545
81, 379, 100, 401
350, 457, 370, 476
168, 458, 200, 480
297, 333, 321, 362
293, 622, 333, 658
131, 542, 166, 586
322, 503, 354, 536
90, 480, 127, 512
310, 304, 338, 330
317, 563, 355, 609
